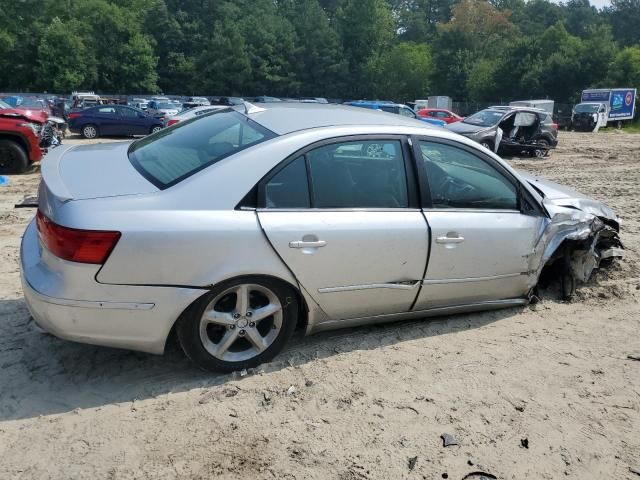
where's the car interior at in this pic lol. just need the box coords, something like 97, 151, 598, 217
498, 112, 540, 144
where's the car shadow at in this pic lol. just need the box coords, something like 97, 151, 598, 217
0, 297, 525, 421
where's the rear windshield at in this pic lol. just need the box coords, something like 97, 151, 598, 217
128, 110, 276, 188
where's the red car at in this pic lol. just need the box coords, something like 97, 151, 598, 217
0, 100, 45, 174
417, 108, 463, 124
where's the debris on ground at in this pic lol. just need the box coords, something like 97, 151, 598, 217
441, 433, 458, 447
627, 355, 640, 362
520, 438, 529, 449
408, 456, 417, 471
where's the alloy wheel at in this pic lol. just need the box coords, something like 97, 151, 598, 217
198, 283, 283, 362
83, 125, 97, 139
151, 126, 162, 134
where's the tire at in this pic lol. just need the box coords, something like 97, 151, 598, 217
82, 124, 98, 139
480, 140, 494, 151
532, 139, 550, 158
177, 276, 299, 372
0, 139, 29, 174
150, 125, 162, 134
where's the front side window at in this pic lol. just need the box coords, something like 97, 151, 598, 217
98, 107, 116, 114
129, 110, 276, 188
399, 107, 416, 118
419, 141, 517, 210
118, 107, 138, 118
436, 111, 450, 118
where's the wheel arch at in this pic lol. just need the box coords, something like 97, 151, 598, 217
164, 273, 309, 352
0, 133, 29, 155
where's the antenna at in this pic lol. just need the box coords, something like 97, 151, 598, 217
243, 101, 266, 115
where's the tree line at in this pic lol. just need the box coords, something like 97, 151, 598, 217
0, 0, 639, 103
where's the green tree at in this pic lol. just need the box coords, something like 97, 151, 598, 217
606, 0, 640, 47
608, 46, 640, 87
35, 18, 96, 92
372, 42, 434, 101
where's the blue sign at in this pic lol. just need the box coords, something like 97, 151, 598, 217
609, 89, 636, 119
582, 90, 610, 102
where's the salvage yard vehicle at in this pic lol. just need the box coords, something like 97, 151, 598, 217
345, 101, 447, 127
572, 102, 608, 132
21, 103, 622, 372
447, 106, 558, 157
68, 105, 164, 138
183, 97, 211, 109
163, 105, 228, 127
417, 108, 463, 124
0, 100, 44, 173
146, 100, 181, 119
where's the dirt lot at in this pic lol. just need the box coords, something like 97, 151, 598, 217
0, 132, 638, 479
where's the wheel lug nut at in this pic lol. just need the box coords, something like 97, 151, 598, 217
239, 329, 245, 336
249, 322, 255, 327
246, 311, 252, 317
229, 325, 235, 330
233, 313, 240, 319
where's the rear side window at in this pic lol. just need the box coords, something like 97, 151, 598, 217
263, 139, 409, 209
129, 110, 276, 188
98, 107, 116, 114
265, 156, 310, 208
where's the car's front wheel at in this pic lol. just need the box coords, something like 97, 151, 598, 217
150, 125, 162, 134
177, 277, 298, 372
0, 139, 28, 174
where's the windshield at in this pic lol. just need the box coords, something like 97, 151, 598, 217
129, 110, 277, 188
575, 104, 599, 113
157, 103, 175, 109
463, 109, 504, 127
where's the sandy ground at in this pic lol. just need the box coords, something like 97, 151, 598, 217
0, 132, 638, 479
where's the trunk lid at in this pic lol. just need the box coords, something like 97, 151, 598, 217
41, 142, 158, 203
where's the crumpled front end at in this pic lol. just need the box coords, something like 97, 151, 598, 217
527, 200, 623, 296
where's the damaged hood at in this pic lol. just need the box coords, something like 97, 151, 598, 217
0, 107, 48, 124
517, 170, 619, 225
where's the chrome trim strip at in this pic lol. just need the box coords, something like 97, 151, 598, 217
25, 279, 155, 310
318, 281, 421, 293
422, 273, 522, 285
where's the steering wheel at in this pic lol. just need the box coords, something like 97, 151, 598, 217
433, 176, 475, 205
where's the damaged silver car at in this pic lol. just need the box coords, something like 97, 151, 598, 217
20, 103, 622, 372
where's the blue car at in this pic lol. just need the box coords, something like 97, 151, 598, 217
345, 101, 446, 127
68, 104, 164, 139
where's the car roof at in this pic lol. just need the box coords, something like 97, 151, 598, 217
244, 102, 432, 135
490, 105, 547, 113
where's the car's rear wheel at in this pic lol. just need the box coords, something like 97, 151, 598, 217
82, 124, 98, 139
177, 277, 298, 372
0, 139, 29, 174
532, 139, 550, 158
150, 126, 162, 134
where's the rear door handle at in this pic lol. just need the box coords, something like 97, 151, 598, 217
289, 240, 327, 248
436, 235, 464, 244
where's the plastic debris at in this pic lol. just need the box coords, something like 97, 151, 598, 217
441, 433, 458, 447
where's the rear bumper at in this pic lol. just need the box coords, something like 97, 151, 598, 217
20, 219, 204, 354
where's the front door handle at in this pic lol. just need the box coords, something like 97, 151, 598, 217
436, 234, 464, 244
289, 240, 327, 248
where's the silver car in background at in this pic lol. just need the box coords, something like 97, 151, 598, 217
21, 103, 622, 372
163, 105, 227, 127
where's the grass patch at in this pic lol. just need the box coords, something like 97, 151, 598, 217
601, 122, 640, 133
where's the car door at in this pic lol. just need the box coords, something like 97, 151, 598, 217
410, 137, 545, 309
117, 106, 146, 135
257, 137, 429, 320
94, 106, 119, 135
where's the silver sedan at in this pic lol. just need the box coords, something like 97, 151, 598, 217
21, 103, 623, 372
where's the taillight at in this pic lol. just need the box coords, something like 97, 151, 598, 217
36, 210, 121, 264
552, 123, 558, 130
67, 112, 80, 120
167, 119, 180, 126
